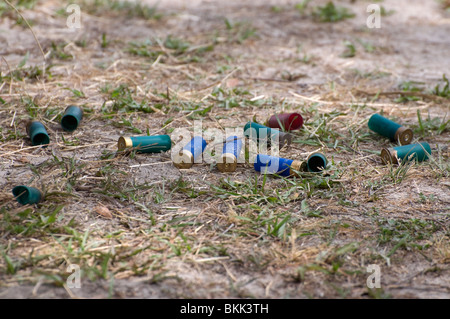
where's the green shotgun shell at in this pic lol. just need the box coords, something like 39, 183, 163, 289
381, 142, 431, 165
12, 186, 42, 205
61, 105, 83, 132
118, 135, 172, 153
26, 121, 50, 146
243, 122, 292, 147
368, 113, 413, 145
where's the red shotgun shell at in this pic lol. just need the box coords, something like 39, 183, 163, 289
266, 113, 304, 131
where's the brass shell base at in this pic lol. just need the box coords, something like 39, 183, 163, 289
290, 160, 303, 177
217, 153, 237, 172
173, 150, 194, 169
118, 136, 133, 150
394, 127, 413, 146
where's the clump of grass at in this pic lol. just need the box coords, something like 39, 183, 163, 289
312, 1, 355, 22
414, 109, 448, 136
340, 41, 356, 58
432, 74, 450, 98
101, 84, 160, 114
69, 0, 162, 20
50, 42, 72, 60
294, 0, 311, 14
0, 0, 37, 17
376, 218, 440, 257
395, 80, 425, 102
224, 18, 258, 44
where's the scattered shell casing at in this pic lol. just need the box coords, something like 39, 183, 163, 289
368, 113, 413, 145
217, 136, 243, 172
61, 105, 83, 132
12, 186, 42, 205
244, 121, 292, 148
172, 136, 207, 169
118, 135, 172, 153
254, 154, 303, 177
266, 112, 304, 131
381, 142, 431, 165
26, 121, 50, 146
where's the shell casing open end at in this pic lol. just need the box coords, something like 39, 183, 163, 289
381, 148, 398, 165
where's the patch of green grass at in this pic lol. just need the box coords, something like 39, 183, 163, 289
0, 204, 75, 237
393, 80, 424, 102
101, 33, 109, 48
210, 86, 269, 109
432, 74, 450, 98
350, 68, 391, 80
340, 41, 356, 58
69, 0, 162, 20
0, 0, 37, 17
224, 18, 258, 44
376, 218, 440, 257
65, 88, 85, 98
112, 116, 142, 134
294, 108, 346, 148
126, 37, 213, 63
8, 53, 50, 81
380, 5, 395, 17
101, 84, 161, 114
295, 0, 311, 14
414, 109, 448, 136
50, 42, 73, 60
312, 2, 355, 23
163, 35, 190, 54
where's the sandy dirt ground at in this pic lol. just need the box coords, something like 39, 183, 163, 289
0, 0, 449, 299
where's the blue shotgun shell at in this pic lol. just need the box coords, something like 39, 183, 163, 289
118, 135, 172, 153
368, 113, 413, 145
26, 121, 50, 146
217, 136, 243, 172
306, 153, 328, 172
244, 122, 292, 147
12, 186, 42, 205
61, 105, 83, 132
254, 154, 303, 177
381, 142, 431, 165
173, 136, 207, 169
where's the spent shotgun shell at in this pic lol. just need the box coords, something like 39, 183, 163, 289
217, 136, 243, 172
266, 113, 304, 131
368, 113, 413, 145
243, 122, 292, 147
26, 121, 50, 146
118, 135, 172, 153
12, 186, 42, 205
254, 154, 303, 177
172, 136, 207, 169
61, 105, 83, 132
305, 152, 327, 172
381, 142, 431, 165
